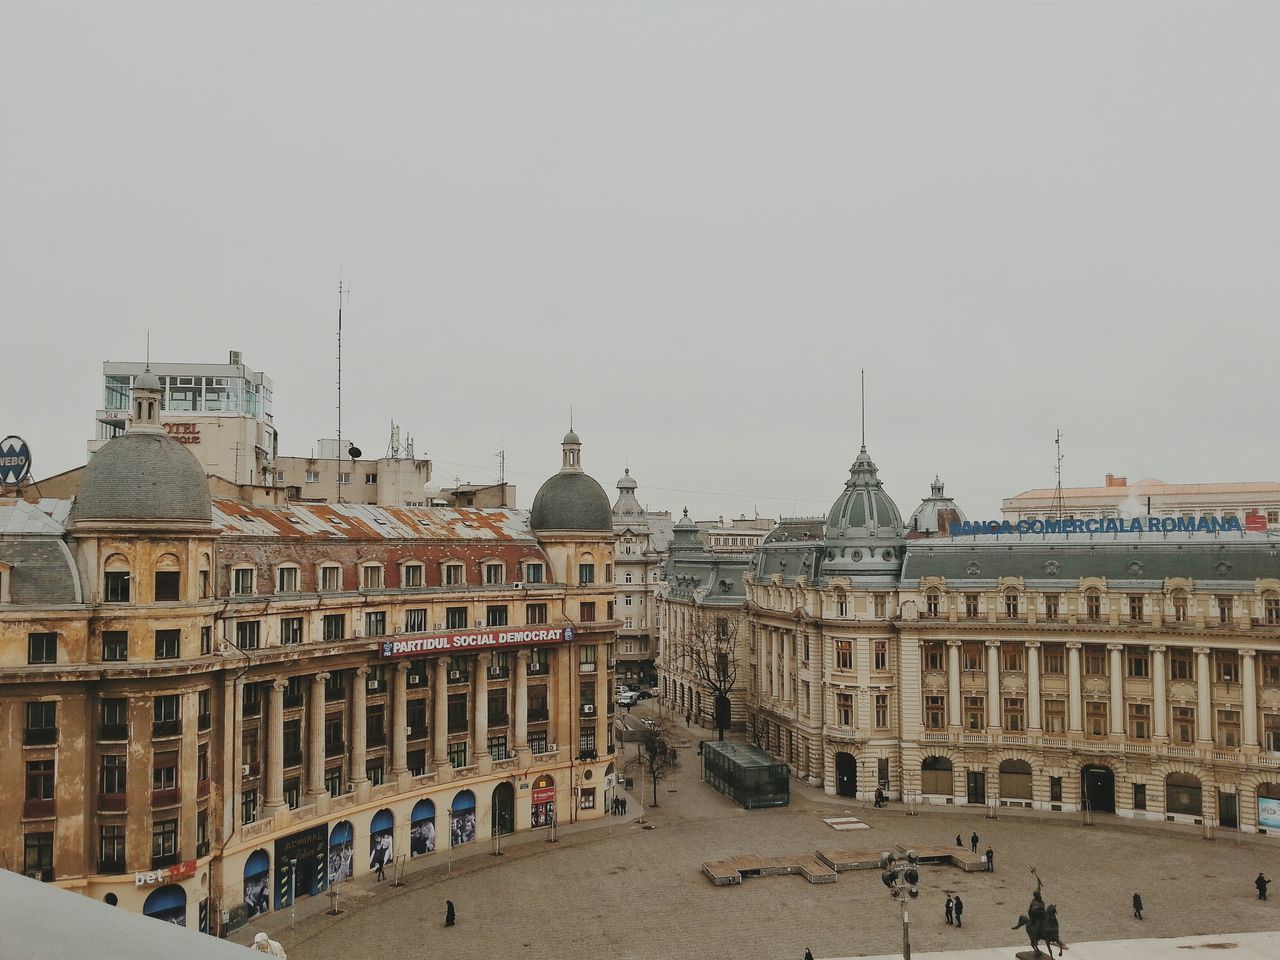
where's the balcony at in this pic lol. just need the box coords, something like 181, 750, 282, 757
152, 719, 183, 739
489, 713, 510, 728
527, 663, 550, 677
325, 740, 345, 759
98, 723, 127, 742
283, 752, 303, 768
578, 749, 599, 762
98, 793, 127, 813
23, 727, 58, 746
283, 693, 305, 709
446, 670, 470, 685
152, 788, 181, 807
368, 731, 387, 748
197, 778, 211, 799
25, 867, 53, 882
151, 851, 181, 869
98, 859, 126, 876
579, 705, 598, 720
242, 762, 261, 779
527, 708, 549, 723
488, 668, 510, 681
408, 725, 429, 741
23, 798, 55, 819
579, 662, 597, 674
196, 840, 211, 858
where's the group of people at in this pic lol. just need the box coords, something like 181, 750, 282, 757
954, 832, 995, 871
611, 795, 629, 816
944, 894, 966, 927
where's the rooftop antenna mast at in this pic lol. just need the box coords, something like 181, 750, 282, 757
1051, 429, 1066, 520
497, 449, 506, 485
860, 368, 866, 451
336, 276, 348, 502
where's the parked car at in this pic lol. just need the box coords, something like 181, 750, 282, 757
636, 689, 654, 700
617, 690, 640, 707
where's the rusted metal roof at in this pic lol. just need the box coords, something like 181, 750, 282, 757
212, 500, 535, 541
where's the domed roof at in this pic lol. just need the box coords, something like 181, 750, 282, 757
530, 430, 611, 532
562, 429, 580, 445
616, 468, 637, 491
134, 369, 162, 392
825, 448, 903, 538
74, 431, 212, 524
908, 476, 967, 536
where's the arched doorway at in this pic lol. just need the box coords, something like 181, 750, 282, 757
835, 752, 857, 798
1081, 765, 1116, 814
243, 849, 270, 919
328, 821, 354, 884
999, 760, 1034, 801
1166, 772, 1203, 817
369, 809, 395, 872
451, 790, 477, 846
531, 775, 555, 828
921, 757, 953, 797
143, 884, 187, 926
410, 800, 437, 856
1257, 782, 1280, 831
491, 781, 515, 836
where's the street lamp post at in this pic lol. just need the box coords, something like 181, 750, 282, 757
288, 858, 298, 934
880, 850, 920, 960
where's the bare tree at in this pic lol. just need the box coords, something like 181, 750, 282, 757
686, 607, 743, 741
640, 724, 678, 807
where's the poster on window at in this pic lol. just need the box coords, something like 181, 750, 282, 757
450, 791, 477, 846
328, 822, 354, 885
1259, 796, 1280, 830
411, 818, 436, 855
243, 872, 270, 919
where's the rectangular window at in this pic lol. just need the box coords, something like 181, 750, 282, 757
198, 689, 211, 730
1004, 592, 1019, 618
405, 608, 427, 632
1044, 594, 1060, 621
200, 625, 212, 655
1042, 644, 1065, 674
276, 566, 298, 593
1085, 592, 1102, 622
446, 606, 468, 629
1128, 595, 1144, 622
1217, 709, 1241, 748
325, 768, 342, 797
579, 602, 596, 622
579, 727, 597, 758
28, 632, 57, 665
1043, 699, 1066, 735
965, 696, 984, 731
873, 594, 887, 619
529, 730, 548, 754
874, 640, 888, 671
151, 818, 179, 864
524, 563, 544, 584
305, 470, 319, 483
365, 611, 386, 637
407, 750, 427, 777
1128, 703, 1151, 740
99, 825, 126, 873
1133, 783, 1147, 810
835, 641, 853, 671
234, 621, 259, 651
362, 566, 384, 590
100, 754, 127, 795
962, 643, 983, 672
104, 571, 130, 603
1085, 701, 1108, 738
154, 571, 181, 602
836, 693, 853, 727
402, 564, 423, 587
1003, 697, 1025, 732
925, 696, 946, 730
444, 564, 465, 586
1266, 595, 1280, 625
279, 616, 303, 645
447, 693, 468, 733
486, 605, 509, 627
874, 694, 889, 729
337, 472, 351, 485
1216, 652, 1239, 684
26, 759, 55, 801
1217, 596, 1233, 625
924, 642, 944, 671
233, 568, 255, 596
152, 750, 178, 792
103, 631, 128, 662
365, 473, 378, 485
1173, 706, 1196, 744
924, 591, 940, 618
578, 563, 595, 585
153, 694, 181, 728
1084, 646, 1107, 676
26, 700, 58, 745
1050, 777, 1063, 803
1173, 593, 1188, 622
526, 603, 548, 625
320, 566, 341, 592
24, 832, 53, 881
322, 614, 345, 641
964, 593, 980, 619
1127, 648, 1149, 678
447, 741, 468, 769
1002, 645, 1024, 673
1170, 649, 1194, 681
488, 735, 509, 761
484, 563, 504, 585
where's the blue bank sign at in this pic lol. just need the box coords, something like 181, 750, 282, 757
0, 436, 32, 486
950, 515, 1257, 537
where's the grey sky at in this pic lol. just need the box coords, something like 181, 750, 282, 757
2, 2, 1277, 522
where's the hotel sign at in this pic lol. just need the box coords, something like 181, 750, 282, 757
380, 625, 574, 659
950, 515, 1266, 537
162, 422, 201, 444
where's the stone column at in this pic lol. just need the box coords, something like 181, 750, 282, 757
350, 667, 369, 787
1195, 647, 1213, 743
1026, 641, 1041, 731
1151, 645, 1168, 740
768, 630, 777, 698
1242, 650, 1259, 748
264, 679, 287, 813
432, 657, 448, 772
514, 650, 530, 755
947, 640, 962, 728
391, 662, 409, 779
1108, 644, 1125, 736
475, 653, 491, 771
1066, 642, 1083, 734
986, 640, 1001, 729
306, 672, 330, 799
782, 632, 792, 703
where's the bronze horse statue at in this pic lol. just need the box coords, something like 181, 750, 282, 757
1013, 874, 1066, 958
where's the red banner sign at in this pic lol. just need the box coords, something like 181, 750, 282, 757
135, 859, 196, 887
532, 786, 555, 804
379, 625, 574, 659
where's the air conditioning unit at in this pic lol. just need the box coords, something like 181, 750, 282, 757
583, 704, 595, 714
241, 765, 251, 776
513, 581, 523, 590
546, 743, 557, 753
449, 671, 462, 681
367, 680, 378, 691
488, 668, 502, 678
408, 675, 422, 684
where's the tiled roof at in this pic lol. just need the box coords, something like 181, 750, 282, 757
213, 500, 535, 541
1008, 479, 1280, 501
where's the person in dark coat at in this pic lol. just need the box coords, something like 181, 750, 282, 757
805, 950, 815, 960
1256, 873, 1270, 901
985, 846, 994, 872
956, 834, 963, 847
945, 895, 955, 925
1132, 892, 1143, 919
445, 900, 456, 927
970, 831, 979, 853
954, 895, 965, 927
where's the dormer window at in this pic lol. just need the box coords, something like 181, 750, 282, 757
443, 562, 465, 587
232, 567, 256, 596
319, 564, 342, 593
484, 563, 505, 586
524, 562, 544, 585
402, 563, 424, 588
362, 564, 384, 590
276, 565, 299, 593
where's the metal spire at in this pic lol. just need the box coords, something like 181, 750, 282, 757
860, 368, 866, 451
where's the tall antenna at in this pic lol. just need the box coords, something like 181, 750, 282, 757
497, 449, 506, 484
860, 368, 866, 450
1051, 429, 1066, 520
145, 330, 151, 369
337, 276, 344, 464
569, 404, 574, 432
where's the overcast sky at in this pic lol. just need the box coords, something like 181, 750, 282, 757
2, 2, 1277, 522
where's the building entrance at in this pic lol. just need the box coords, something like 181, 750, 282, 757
1081, 765, 1116, 814
835, 753, 857, 797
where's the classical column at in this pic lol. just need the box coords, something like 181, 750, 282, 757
1195, 647, 1213, 743
1026, 641, 1042, 731
1066, 642, 1083, 733
1151, 645, 1168, 740
1242, 650, 1259, 748
474, 652, 491, 768
986, 640, 1001, 729
349, 667, 369, 786
432, 656, 448, 771
782, 632, 792, 703
1108, 644, 1125, 736
514, 650, 530, 754
264, 679, 287, 812
768, 630, 778, 698
391, 662, 409, 777
947, 640, 962, 728
306, 672, 330, 798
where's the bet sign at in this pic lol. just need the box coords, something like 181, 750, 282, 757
0, 436, 32, 486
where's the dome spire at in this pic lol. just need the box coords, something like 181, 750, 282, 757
860, 367, 866, 453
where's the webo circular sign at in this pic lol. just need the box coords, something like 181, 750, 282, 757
0, 436, 32, 486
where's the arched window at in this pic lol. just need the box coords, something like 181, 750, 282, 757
1004, 589, 1020, 619
925, 589, 940, 618
1084, 588, 1103, 622
370, 808, 395, 871
1171, 589, 1189, 623
243, 849, 270, 919
1262, 590, 1279, 626
328, 821, 354, 884
410, 799, 436, 856
1166, 772, 1203, 816
450, 790, 477, 846
143, 884, 187, 925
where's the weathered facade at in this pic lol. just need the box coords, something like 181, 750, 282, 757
612, 470, 672, 687
0, 381, 617, 932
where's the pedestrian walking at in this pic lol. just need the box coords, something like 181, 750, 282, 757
1256, 873, 1271, 901
954, 895, 965, 928
1132, 892, 1144, 920
375, 858, 386, 882
970, 831, 979, 854
445, 900, 457, 927
686, 711, 692, 727
945, 895, 954, 925
955, 834, 963, 847
805, 950, 815, 960
985, 846, 994, 872
623, 797, 628, 815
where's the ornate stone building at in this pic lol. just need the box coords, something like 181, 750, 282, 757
0, 380, 617, 932
611, 469, 672, 687
745, 442, 1280, 834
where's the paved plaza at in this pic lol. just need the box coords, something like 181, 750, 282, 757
237, 708, 1280, 960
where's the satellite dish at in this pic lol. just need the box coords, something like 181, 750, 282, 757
347, 444, 362, 460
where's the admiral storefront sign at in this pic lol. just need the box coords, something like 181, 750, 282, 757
380, 625, 574, 659
0, 435, 32, 486
951, 514, 1267, 537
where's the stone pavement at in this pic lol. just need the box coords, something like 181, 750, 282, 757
238, 706, 1280, 960
828, 932, 1280, 960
